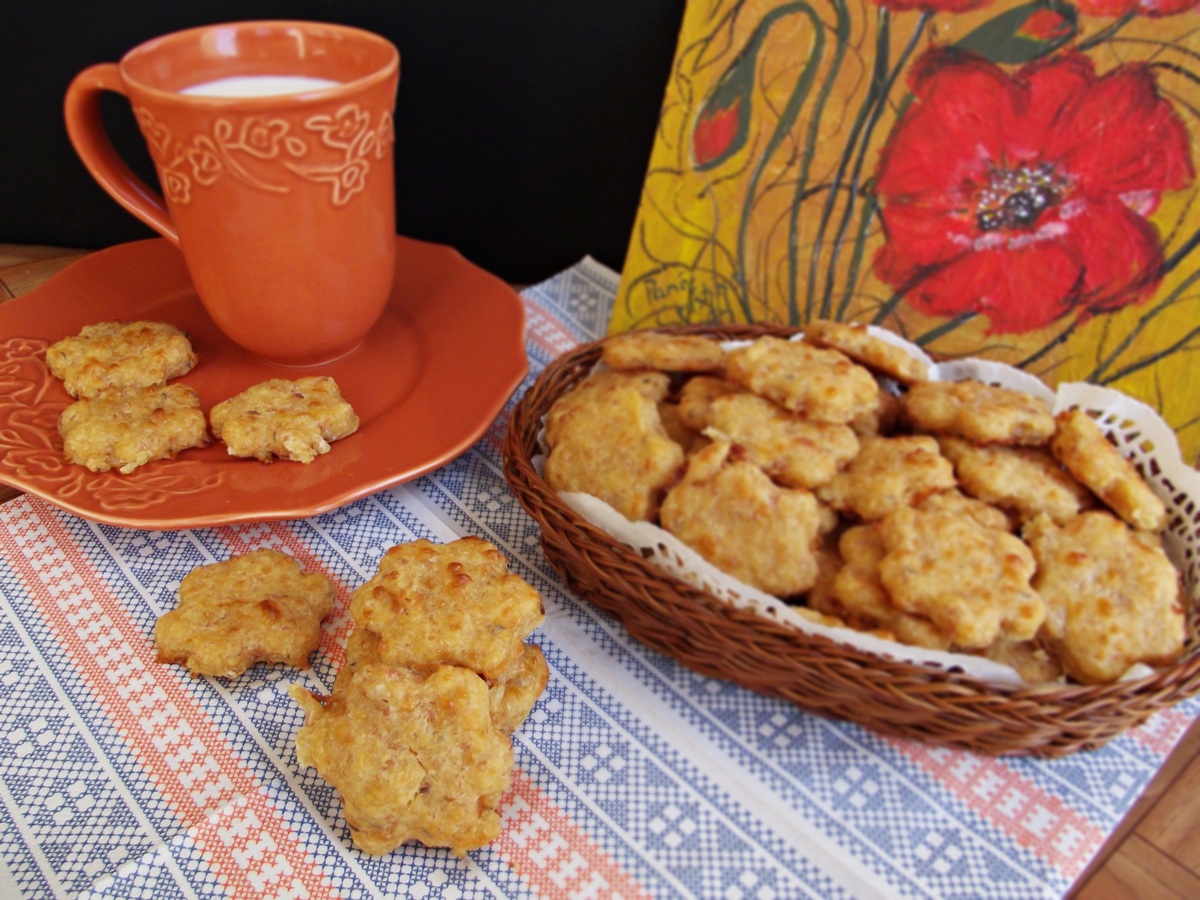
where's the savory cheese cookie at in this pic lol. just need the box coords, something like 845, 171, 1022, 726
291, 664, 513, 855
659, 441, 828, 597
724, 336, 879, 424
601, 330, 726, 372
209, 376, 359, 463
58, 383, 209, 474
900, 380, 1056, 446
815, 435, 956, 521
802, 320, 928, 384
544, 372, 683, 522
876, 507, 1045, 649
46, 320, 197, 399
1025, 511, 1184, 684
155, 549, 335, 677
348, 537, 545, 683
704, 392, 859, 489
1050, 409, 1167, 532
937, 434, 1094, 526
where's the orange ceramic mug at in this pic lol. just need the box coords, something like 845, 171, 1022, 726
64, 21, 400, 367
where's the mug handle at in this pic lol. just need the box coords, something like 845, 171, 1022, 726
63, 63, 179, 245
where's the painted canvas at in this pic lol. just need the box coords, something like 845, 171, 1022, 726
616, 0, 1200, 462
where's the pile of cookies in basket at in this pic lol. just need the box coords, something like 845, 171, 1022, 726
46, 320, 358, 471
541, 323, 1187, 687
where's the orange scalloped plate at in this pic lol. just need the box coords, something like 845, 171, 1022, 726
0, 236, 527, 529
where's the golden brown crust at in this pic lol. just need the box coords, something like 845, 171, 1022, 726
46, 320, 197, 399
660, 442, 827, 597
724, 336, 880, 424
601, 330, 726, 372
290, 664, 513, 855
876, 507, 1044, 649
803, 320, 928, 384
544, 375, 684, 522
544, 369, 671, 449
676, 375, 747, 432
900, 380, 1056, 446
347, 537, 545, 683
155, 549, 335, 677
937, 434, 1094, 526
1025, 511, 1184, 684
815, 435, 956, 521
209, 376, 359, 463
704, 393, 859, 489
58, 384, 209, 473
1050, 409, 1167, 532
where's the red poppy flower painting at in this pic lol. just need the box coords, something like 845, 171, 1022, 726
872, 50, 1193, 334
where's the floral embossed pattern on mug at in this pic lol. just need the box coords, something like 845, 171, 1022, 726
134, 104, 395, 206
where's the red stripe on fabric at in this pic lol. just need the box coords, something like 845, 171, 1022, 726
215, 522, 356, 670
1127, 707, 1193, 755
523, 300, 581, 360
494, 770, 649, 899
0, 499, 334, 899
892, 739, 1105, 878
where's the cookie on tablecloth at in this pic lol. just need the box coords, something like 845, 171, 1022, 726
348, 537, 545, 683
58, 383, 209, 474
155, 549, 335, 677
290, 663, 514, 855
46, 320, 197, 399
209, 376, 359, 463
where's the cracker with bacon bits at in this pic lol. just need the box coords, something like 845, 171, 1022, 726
1025, 511, 1184, 684
59, 383, 210, 474
155, 549, 335, 677
601, 329, 726, 372
290, 663, 514, 855
660, 441, 829, 597
900, 380, 1056, 446
1050, 409, 1167, 532
46, 320, 197, 399
724, 336, 880, 425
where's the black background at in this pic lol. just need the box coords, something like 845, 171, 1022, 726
1, 1, 686, 283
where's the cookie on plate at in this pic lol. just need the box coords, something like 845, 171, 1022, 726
290, 663, 514, 855
58, 383, 209, 474
899, 380, 1056, 446
1050, 409, 1167, 532
659, 441, 829, 597
155, 549, 335, 678
802, 320, 928, 385
209, 376, 359, 463
1025, 511, 1184, 683
46, 320, 198, 399
601, 329, 726, 373
724, 336, 880, 424
348, 537, 545, 683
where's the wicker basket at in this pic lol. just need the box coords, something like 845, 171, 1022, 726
502, 324, 1200, 757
